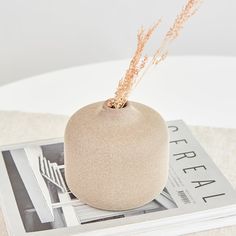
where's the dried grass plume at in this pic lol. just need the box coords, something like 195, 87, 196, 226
107, 0, 202, 109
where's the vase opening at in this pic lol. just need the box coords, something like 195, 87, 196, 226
104, 100, 129, 110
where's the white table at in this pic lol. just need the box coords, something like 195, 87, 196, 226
0, 56, 235, 128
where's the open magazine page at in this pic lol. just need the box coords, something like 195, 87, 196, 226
0, 120, 236, 236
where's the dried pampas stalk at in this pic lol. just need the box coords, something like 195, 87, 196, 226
106, 20, 161, 109
107, 0, 202, 109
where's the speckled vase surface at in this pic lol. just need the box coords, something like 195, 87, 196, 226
64, 101, 169, 211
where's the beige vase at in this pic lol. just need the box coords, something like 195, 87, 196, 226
64, 101, 169, 211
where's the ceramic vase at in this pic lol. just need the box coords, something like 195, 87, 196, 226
64, 101, 169, 211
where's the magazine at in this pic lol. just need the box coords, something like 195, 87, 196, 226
0, 120, 236, 236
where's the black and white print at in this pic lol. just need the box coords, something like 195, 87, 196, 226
2, 142, 177, 233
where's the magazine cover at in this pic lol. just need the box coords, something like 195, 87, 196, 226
0, 120, 236, 236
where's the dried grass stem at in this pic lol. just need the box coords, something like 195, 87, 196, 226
107, 0, 202, 109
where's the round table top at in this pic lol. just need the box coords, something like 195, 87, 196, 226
0, 56, 235, 128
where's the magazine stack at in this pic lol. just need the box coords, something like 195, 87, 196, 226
1, 120, 236, 236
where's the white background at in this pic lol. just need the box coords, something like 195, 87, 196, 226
0, 56, 235, 128
0, 0, 235, 86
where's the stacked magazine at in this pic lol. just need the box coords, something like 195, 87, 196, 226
0, 120, 236, 236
